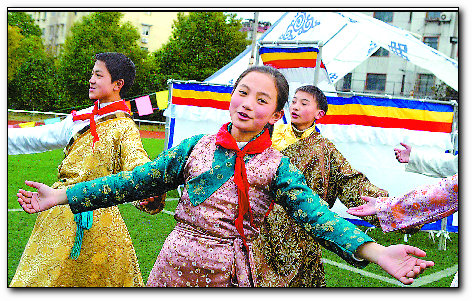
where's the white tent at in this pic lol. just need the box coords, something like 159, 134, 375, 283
163, 11, 458, 235
207, 11, 458, 91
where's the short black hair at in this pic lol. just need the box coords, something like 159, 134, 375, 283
232, 65, 289, 112
295, 85, 328, 114
95, 52, 136, 98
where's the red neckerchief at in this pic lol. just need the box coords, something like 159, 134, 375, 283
71, 100, 131, 147
215, 122, 272, 250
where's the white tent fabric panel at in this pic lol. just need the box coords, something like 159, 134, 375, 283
207, 11, 458, 91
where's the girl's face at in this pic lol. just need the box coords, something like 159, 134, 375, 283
289, 90, 325, 131
229, 71, 283, 142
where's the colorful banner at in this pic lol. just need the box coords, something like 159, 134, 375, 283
259, 46, 326, 69
135, 95, 154, 116
18, 121, 36, 128
155, 90, 169, 110
318, 96, 454, 133
171, 83, 232, 110
44, 117, 62, 125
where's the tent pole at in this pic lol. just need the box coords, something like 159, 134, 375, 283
249, 12, 259, 67
164, 80, 174, 150
314, 42, 323, 86
437, 99, 458, 251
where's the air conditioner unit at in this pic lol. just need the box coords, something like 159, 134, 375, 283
141, 37, 148, 44
440, 12, 451, 22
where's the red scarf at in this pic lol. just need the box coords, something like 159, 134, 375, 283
71, 100, 131, 147
215, 123, 272, 250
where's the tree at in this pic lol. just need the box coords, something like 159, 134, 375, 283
8, 12, 43, 83
8, 11, 42, 37
432, 82, 459, 102
8, 52, 60, 111
8, 24, 59, 111
154, 12, 249, 82
7, 25, 24, 83
58, 12, 148, 109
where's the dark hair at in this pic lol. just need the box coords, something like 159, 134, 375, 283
295, 85, 328, 113
95, 52, 136, 98
232, 65, 289, 112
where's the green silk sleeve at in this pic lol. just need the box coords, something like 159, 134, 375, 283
67, 134, 205, 214
272, 156, 374, 267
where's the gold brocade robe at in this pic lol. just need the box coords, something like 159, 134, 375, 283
10, 113, 150, 287
253, 124, 388, 287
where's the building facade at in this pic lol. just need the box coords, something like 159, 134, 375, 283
26, 11, 181, 55
335, 11, 458, 99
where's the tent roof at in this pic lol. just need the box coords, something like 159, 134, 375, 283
206, 12, 458, 91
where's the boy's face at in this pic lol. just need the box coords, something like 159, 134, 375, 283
88, 60, 123, 103
229, 71, 283, 141
289, 90, 325, 130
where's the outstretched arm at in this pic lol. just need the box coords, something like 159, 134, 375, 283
17, 134, 205, 215
348, 175, 458, 232
273, 157, 434, 285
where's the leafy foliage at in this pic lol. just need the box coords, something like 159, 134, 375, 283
7, 25, 24, 83
8, 25, 59, 111
7, 11, 42, 37
8, 11, 250, 113
432, 82, 459, 102
154, 12, 249, 82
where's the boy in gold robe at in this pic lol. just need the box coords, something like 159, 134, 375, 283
8, 52, 158, 287
253, 85, 388, 287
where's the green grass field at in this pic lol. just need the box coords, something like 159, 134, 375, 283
7, 138, 458, 287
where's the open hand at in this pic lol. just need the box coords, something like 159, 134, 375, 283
346, 196, 377, 217
376, 244, 434, 285
17, 180, 64, 213
134, 194, 166, 215
394, 143, 411, 163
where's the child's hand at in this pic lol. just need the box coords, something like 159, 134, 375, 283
376, 244, 434, 285
17, 180, 67, 213
133, 194, 166, 215
346, 196, 377, 217
394, 142, 412, 163
356, 242, 434, 285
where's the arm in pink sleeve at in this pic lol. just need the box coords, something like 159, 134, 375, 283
375, 174, 458, 232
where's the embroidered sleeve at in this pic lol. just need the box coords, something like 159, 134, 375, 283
375, 174, 458, 232
66, 134, 205, 213
272, 156, 374, 268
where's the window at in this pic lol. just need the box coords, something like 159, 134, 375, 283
142, 24, 151, 36
423, 36, 438, 49
417, 74, 435, 94
373, 12, 393, 23
372, 47, 389, 57
401, 74, 406, 94
365, 73, 386, 92
342, 73, 352, 91
426, 11, 441, 21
